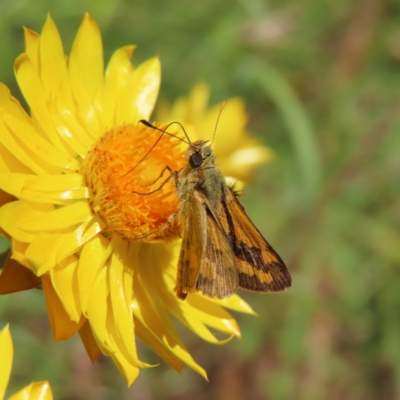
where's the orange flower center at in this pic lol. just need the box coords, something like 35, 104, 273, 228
81, 123, 186, 240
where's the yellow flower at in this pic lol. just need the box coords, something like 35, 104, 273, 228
0, 14, 258, 385
0, 325, 53, 400
158, 82, 273, 182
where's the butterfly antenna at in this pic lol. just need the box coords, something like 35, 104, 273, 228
121, 120, 191, 177
211, 99, 227, 146
140, 120, 192, 146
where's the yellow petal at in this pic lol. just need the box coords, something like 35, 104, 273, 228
14, 55, 66, 153
23, 27, 40, 71
103, 46, 136, 126
50, 256, 82, 322
132, 279, 208, 379
221, 144, 273, 181
124, 243, 139, 309
53, 79, 97, 145
78, 234, 111, 315
0, 201, 54, 243
21, 174, 89, 204
25, 218, 102, 275
187, 82, 210, 122
110, 350, 140, 386
24, 174, 85, 192
22, 188, 89, 205
4, 107, 82, 171
115, 57, 160, 124
138, 243, 233, 345
42, 274, 84, 341
25, 231, 68, 274
0, 324, 13, 399
69, 14, 103, 102
133, 315, 182, 372
85, 268, 115, 354
108, 237, 149, 368
11, 239, 31, 269
68, 15, 103, 137
0, 118, 47, 175
21, 201, 92, 231
0, 174, 38, 201
108, 236, 133, 339
218, 294, 257, 315
0, 83, 31, 123
0, 173, 27, 198
187, 294, 241, 337
39, 14, 68, 96
47, 104, 90, 157
0, 143, 32, 174
170, 302, 234, 344
57, 216, 104, 262
165, 83, 210, 123
8, 381, 53, 400
84, 245, 152, 384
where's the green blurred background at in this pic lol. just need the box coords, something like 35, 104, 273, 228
1, 0, 400, 399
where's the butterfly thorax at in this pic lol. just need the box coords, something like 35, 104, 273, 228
177, 140, 225, 212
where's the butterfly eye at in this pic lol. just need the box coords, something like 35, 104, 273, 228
189, 152, 204, 168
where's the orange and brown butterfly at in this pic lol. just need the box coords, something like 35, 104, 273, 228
137, 118, 292, 300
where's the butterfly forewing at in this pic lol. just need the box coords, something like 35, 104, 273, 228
196, 208, 238, 298
176, 190, 239, 299
175, 193, 207, 299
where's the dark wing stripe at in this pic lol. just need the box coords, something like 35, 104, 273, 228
221, 188, 269, 269
221, 185, 291, 292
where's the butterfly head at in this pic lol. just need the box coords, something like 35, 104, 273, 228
187, 140, 215, 169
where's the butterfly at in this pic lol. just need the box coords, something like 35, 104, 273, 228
138, 119, 292, 300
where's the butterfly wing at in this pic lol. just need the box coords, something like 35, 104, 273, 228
196, 208, 239, 298
175, 193, 207, 299
176, 191, 239, 299
219, 185, 292, 292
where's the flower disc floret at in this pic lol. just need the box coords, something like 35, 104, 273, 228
81, 123, 185, 239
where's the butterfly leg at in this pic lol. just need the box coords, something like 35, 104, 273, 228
130, 210, 179, 241
141, 166, 172, 188
132, 166, 177, 195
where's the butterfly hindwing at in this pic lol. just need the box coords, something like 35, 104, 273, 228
219, 185, 292, 292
